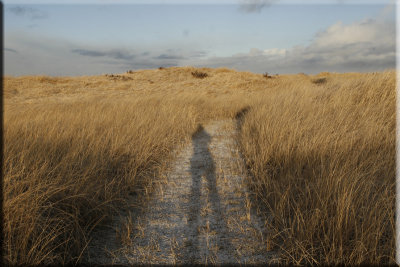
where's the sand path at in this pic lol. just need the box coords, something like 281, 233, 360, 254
85, 119, 277, 264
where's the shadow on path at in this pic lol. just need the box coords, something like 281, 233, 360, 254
235, 106, 250, 132
183, 124, 235, 263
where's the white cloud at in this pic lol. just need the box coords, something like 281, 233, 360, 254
262, 48, 287, 57
190, 8, 395, 74
312, 19, 393, 49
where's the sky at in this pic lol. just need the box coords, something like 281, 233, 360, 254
3, 0, 396, 76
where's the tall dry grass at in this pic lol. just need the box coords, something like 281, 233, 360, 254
4, 67, 396, 265
3, 67, 252, 265
238, 71, 396, 264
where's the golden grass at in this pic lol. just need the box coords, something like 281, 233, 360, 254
238, 70, 396, 264
3, 67, 252, 265
3, 67, 395, 264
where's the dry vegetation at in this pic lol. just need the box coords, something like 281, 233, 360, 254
238, 71, 396, 264
3, 67, 395, 265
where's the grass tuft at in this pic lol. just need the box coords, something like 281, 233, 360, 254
191, 70, 209, 79
311, 77, 327, 84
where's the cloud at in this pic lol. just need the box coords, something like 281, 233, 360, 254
7, 6, 48, 20
262, 48, 287, 57
235, 48, 286, 57
239, 0, 279, 13
71, 49, 106, 57
311, 19, 393, 50
4, 31, 201, 75
190, 13, 395, 73
108, 50, 135, 60
155, 54, 186, 60
190, 51, 208, 58
71, 48, 136, 60
5, 48, 18, 53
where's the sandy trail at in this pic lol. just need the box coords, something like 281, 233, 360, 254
84, 120, 277, 264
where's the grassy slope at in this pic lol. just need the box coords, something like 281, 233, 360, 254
238, 71, 396, 264
3, 67, 395, 264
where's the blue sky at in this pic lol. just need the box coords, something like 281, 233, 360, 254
3, 0, 396, 76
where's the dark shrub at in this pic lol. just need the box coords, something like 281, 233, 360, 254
312, 77, 327, 84
191, 71, 208, 79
